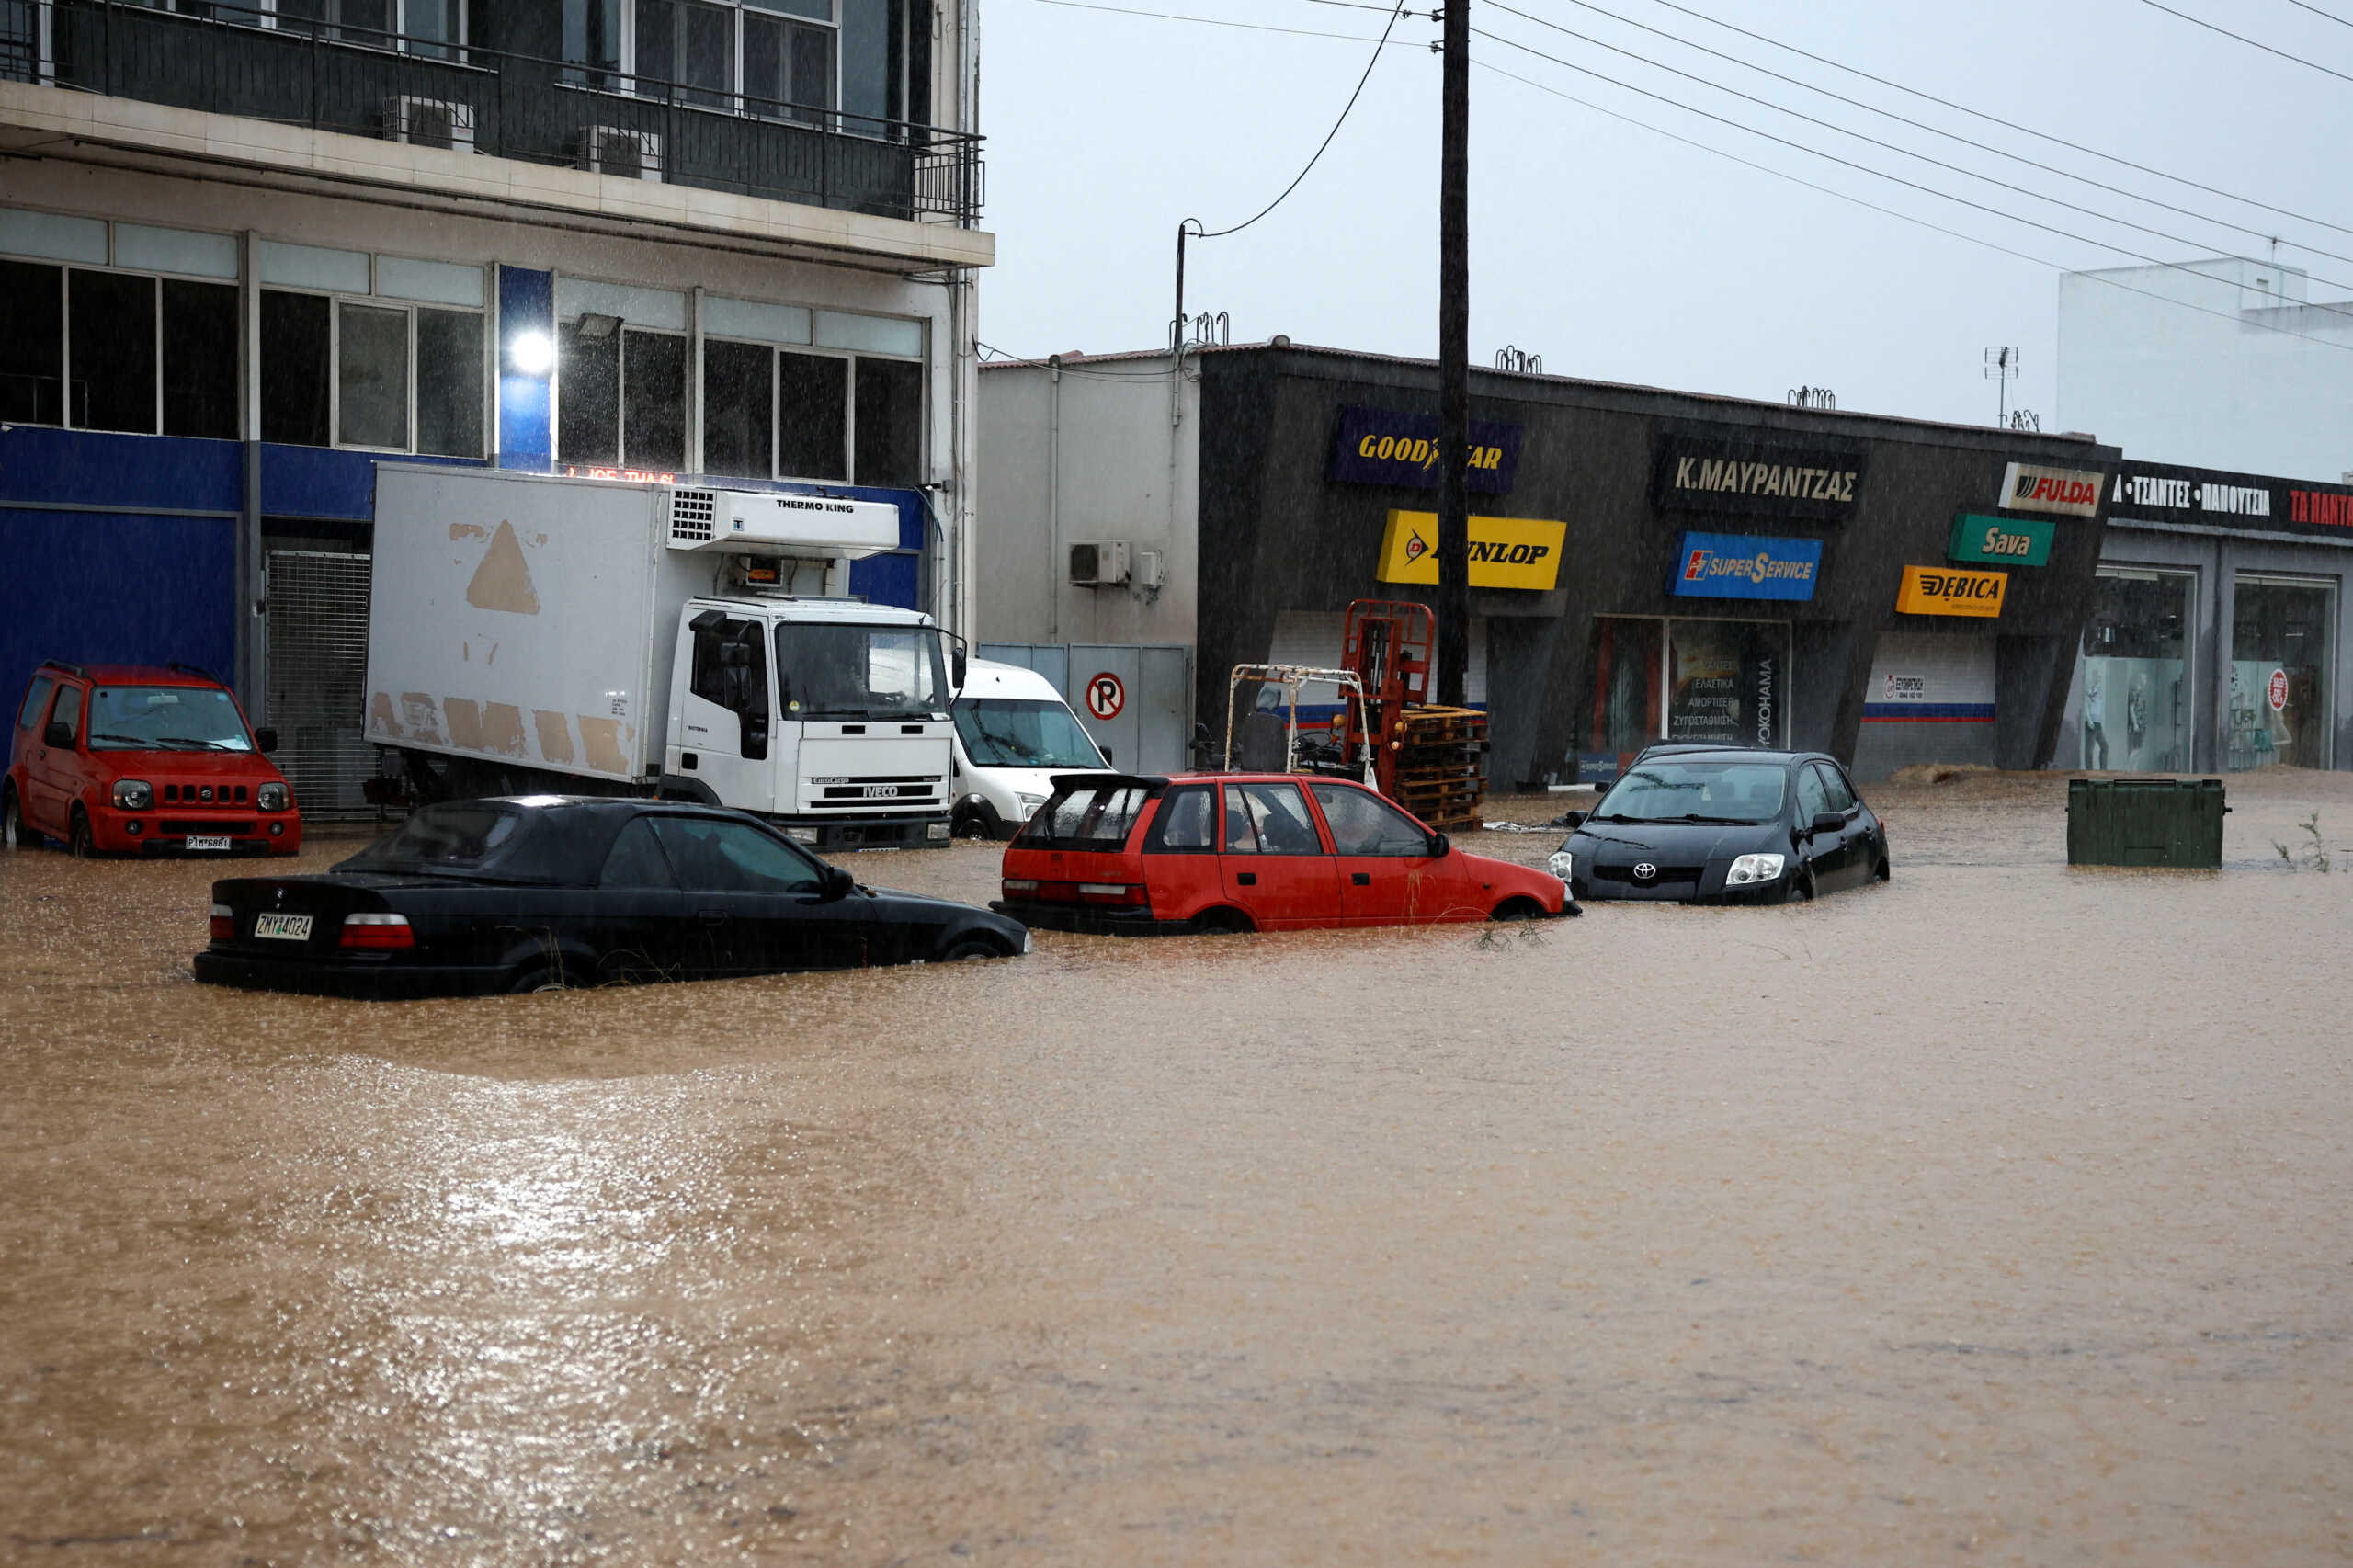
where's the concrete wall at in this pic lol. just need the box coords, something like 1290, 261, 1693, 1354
975, 355, 1200, 648
2060, 258, 2353, 481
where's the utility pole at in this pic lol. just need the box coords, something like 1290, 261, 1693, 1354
1436, 0, 1471, 708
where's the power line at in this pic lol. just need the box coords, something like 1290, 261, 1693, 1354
2279, 0, 2353, 29
1472, 56, 2353, 358
1469, 20, 2353, 326
1478, 1, 2353, 300
2131, 0, 2353, 85
1200, 0, 1411, 237
1506, 0, 2353, 270
976, 341, 1186, 378
1028, 0, 1413, 46
1612, 0, 2353, 244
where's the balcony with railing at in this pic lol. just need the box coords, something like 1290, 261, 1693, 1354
4, 0, 983, 229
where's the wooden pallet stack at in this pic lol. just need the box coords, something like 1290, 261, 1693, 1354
1389, 705, 1488, 831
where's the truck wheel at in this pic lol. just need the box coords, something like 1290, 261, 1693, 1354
1, 788, 37, 850
951, 806, 993, 840
68, 807, 96, 859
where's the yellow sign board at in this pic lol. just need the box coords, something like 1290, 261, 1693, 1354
1895, 563, 2007, 618
1377, 510, 1567, 591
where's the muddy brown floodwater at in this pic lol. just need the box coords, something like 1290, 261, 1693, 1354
3, 770, 2351, 1565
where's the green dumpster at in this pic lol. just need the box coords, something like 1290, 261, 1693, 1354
2067, 778, 2227, 868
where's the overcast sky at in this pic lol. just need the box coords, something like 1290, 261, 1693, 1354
975, 0, 2353, 432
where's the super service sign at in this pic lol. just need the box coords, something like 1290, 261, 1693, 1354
1670, 531, 1823, 601
1331, 406, 1523, 494
1378, 510, 1565, 591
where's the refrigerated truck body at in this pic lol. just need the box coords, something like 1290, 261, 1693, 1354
364, 465, 956, 850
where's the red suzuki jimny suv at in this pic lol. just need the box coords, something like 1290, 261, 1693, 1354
4, 661, 303, 858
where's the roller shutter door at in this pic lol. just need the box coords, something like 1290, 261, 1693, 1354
1853, 630, 1996, 780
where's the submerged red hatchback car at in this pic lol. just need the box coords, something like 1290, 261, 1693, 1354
994, 771, 1571, 935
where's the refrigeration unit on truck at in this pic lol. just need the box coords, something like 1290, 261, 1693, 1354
363, 465, 960, 850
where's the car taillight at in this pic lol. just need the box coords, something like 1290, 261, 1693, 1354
1002, 879, 1041, 896
339, 913, 414, 949
1078, 882, 1147, 905
210, 903, 233, 941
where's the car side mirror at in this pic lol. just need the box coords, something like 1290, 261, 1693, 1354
742, 714, 768, 762
1810, 812, 1845, 836
1427, 831, 1451, 858
1102, 746, 1114, 765
42, 721, 72, 749
823, 866, 855, 900
1561, 810, 1587, 829
951, 645, 968, 691
254, 726, 278, 754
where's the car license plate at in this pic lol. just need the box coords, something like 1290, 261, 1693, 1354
187, 835, 233, 852
253, 913, 313, 941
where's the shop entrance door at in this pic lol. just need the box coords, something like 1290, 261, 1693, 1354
1583, 617, 1790, 783
2077, 567, 2195, 772
2229, 575, 2336, 770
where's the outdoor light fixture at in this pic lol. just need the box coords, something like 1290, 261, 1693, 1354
508, 330, 554, 377
574, 312, 623, 341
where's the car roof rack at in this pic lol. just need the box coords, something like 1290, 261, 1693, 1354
39, 659, 87, 678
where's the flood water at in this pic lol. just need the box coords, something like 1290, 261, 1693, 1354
4, 769, 2350, 1564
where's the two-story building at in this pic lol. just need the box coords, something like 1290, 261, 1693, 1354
0, 0, 988, 813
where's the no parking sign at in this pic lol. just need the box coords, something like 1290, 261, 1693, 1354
1085, 671, 1126, 722
2268, 667, 2289, 712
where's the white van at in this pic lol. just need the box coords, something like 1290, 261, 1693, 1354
949, 660, 1110, 838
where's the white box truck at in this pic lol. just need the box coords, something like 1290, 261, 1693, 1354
363, 465, 959, 850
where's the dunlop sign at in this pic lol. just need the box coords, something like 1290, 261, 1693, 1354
1947, 511, 2053, 567
1896, 564, 2008, 618
1331, 405, 1522, 494
1999, 461, 2102, 517
1652, 437, 1867, 524
1377, 510, 1566, 591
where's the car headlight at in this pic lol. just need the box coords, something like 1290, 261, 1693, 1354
1016, 792, 1047, 813
113, 779, 153, 810
1726, 852, 1786, 885
257, 781, 290, 812
1547, 849, 1574, 882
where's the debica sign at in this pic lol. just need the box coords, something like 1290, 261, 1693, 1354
1669, 531, 1824, 602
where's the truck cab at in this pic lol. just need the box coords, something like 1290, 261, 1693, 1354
949, 660, 1108, 839
667, 596, 956, 851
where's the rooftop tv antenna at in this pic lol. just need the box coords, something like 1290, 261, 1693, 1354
1984, 346, 2020, 426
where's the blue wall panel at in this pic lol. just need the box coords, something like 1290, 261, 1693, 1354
0, 427, 242, 511
0, 510, 236, 703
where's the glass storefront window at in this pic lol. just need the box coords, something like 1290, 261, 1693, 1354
2078, 567, 2194, 772
2229, 576, 2336, 771
1582, 617, 1790, 782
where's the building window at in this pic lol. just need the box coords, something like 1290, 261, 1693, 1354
260, 290, 332, 447
853, 355, 921, 486
268, 1, 462, 53
258, 286, 485, 456
565, 0, 915, 131
161, 280, 239, 440
557, 319, 621, 465
2077, 567, 2193, 772
69, 269, 158, 434
702, 338, 773, 479
2229, 575, 2336, 771
778, 350, 848, 480
0, 258, 63, 425
623, 329, 688, 469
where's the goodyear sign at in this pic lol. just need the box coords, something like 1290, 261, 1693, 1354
1377, 510, 1565, 591
1332, 406, 1522, 494
1896, 564, 2007, 617
1999, 461, 2102, 517
1670, 530, 1822, 601
1948, 511, 2052, 567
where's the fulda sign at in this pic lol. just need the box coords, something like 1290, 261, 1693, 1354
1998, 461, 2103, 517
1896, 564, 2008, 618
1330, 406, 1523, 494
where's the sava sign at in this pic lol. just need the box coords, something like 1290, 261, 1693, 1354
1653, 437, 1867, 523
1330, 406, 1522, 494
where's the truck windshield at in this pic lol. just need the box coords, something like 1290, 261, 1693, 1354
953, 699, 1105, 769
775, 624, 948, 721
87, 686, 254, 751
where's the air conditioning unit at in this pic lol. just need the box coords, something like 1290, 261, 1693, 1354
1069, 540, 1131, 586
383, 96, 476, 153
576, 125, 663, 181
664, 487, 901, 559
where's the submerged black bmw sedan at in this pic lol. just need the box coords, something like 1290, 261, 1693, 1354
1549, 746, 1891, 904
194, 796, 1030, 998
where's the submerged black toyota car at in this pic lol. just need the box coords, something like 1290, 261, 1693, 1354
193, 796, 1030, 998
1549, 746, 1891, 904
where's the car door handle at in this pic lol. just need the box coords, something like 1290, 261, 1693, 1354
695, 908, 728, 923
1352, 872, 1370, 886
1235, 871, 1257, 886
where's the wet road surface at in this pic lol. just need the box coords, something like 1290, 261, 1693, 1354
3, 769, 2350, 1563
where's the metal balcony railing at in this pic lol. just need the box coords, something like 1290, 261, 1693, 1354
6, 0, 984, 228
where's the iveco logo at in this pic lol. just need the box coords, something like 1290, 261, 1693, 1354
1632, 862, 1657, 882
